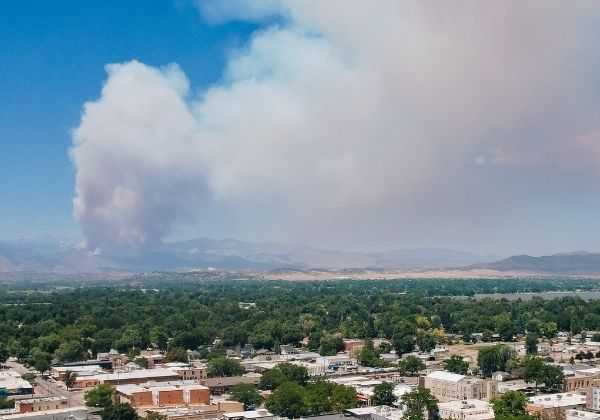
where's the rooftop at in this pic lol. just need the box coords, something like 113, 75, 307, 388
529, 393, 586, 408
426, 370, 467, 382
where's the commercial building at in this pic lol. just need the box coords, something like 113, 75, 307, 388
438, 399, 494, 420
14, 397, 68, 413
92, 368, 180, 386
0, 371, 34, 395
587, 387, 600, 410
222, 409, 274, 420
424, 371, 497, 402
343, 405, 405, 420
566, 410, 600, 420
0, 406, 88, 420
527, 393, 587, 416
200, 373, 261, 393
116, 382, 210, 407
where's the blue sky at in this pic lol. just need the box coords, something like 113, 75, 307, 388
3, 1, 600, 255
0, 0, 259, 239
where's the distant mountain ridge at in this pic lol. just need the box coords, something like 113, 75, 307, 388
475, 252, 600, 274
0, 236, 500, 273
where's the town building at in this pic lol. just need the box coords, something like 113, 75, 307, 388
222, 409, 274, 420
0, 371, 34, 395
14, 397, 68, 413
424, 371, 497, 402
438, 399, 494, 420
527, 393, 587, 416
116, 382, 210, 407
566, 410, 600, 420
343, 405, 405, 420
0, 406, 88, 420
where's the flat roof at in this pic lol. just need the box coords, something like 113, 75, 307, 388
16, 397, 68, 404
94, 368, 179, 381
426, 370, 466, 382
223, 409, 273, 419
529, 393, 586, 408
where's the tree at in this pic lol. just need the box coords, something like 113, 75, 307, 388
22, 372, 36, 382
207, 357, 245, 377
400, 387, 438, 420
330, 383, 357, 411
357, 339, 382, 367
378, 342, 393, 354
144, 412, 168, 420
319, 335, 345, 356
400, 356, 426, 376
259, 363, 309, 389
416, 332, 436, 353
522, 356, 544, 388
540, 364, 564, 391
85, 384, 117, 408
135, 358, 149, 368
392, 335, 414, 356
54, 340, 85, 363
101, 403, 139, 420
580, 331, 588, 344
525, 334, 538, 354
372, 382, 396, 406
492, 391, 530, 419
0, 343, 8, 365
442, 355, 469, 375
164, 346, 188, 363
305, 381, 333, 415
63, 370, 76, 390
477, 345, 517, 377
265, 381, 307, 418
229, 383, 262, 409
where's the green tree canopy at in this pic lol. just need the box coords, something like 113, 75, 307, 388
85, 384, 117, 408
400, 387, 438, 420
442, 355, 469, 375
100, 403, 139, 420
400, 355, 426, 376
372, 381, 396, 406
207, 357, 245, 377
492, 391, 530, 419
164, 346, 188, 363
229, 383, 262, 409
265, 381, 307, 418
477, 345, 517, 377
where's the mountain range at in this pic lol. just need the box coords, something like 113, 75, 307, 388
0, 236, 501, 273
1, 237, 599, 275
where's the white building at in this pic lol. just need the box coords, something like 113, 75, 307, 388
566, 410, 600, 420
0, 406, 88, 420
344, 405, 405, 420
438, 399, 494, 420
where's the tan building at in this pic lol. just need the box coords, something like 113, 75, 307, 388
424, 371, 497, 402
565, 374, 600, 393
438, 399, 494, 420
527, 393, 587, 416
117, 383, 210, 408
14, 397, 68, 413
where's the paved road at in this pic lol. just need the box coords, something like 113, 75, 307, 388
4, 360, 86, 407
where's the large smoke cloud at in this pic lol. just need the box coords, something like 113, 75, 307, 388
71, 1, 600, 255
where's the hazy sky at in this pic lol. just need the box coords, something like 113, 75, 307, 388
3, 1, 600, 256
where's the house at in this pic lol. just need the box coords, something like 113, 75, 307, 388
438, 399, 494, 420
424, 371, 497, 402
492, 371, 511, 382
280, 345, 298, 355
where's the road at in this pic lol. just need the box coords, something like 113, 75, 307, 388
4, 360, 86, 407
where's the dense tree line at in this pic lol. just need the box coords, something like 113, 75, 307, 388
1, 279, 600, 368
